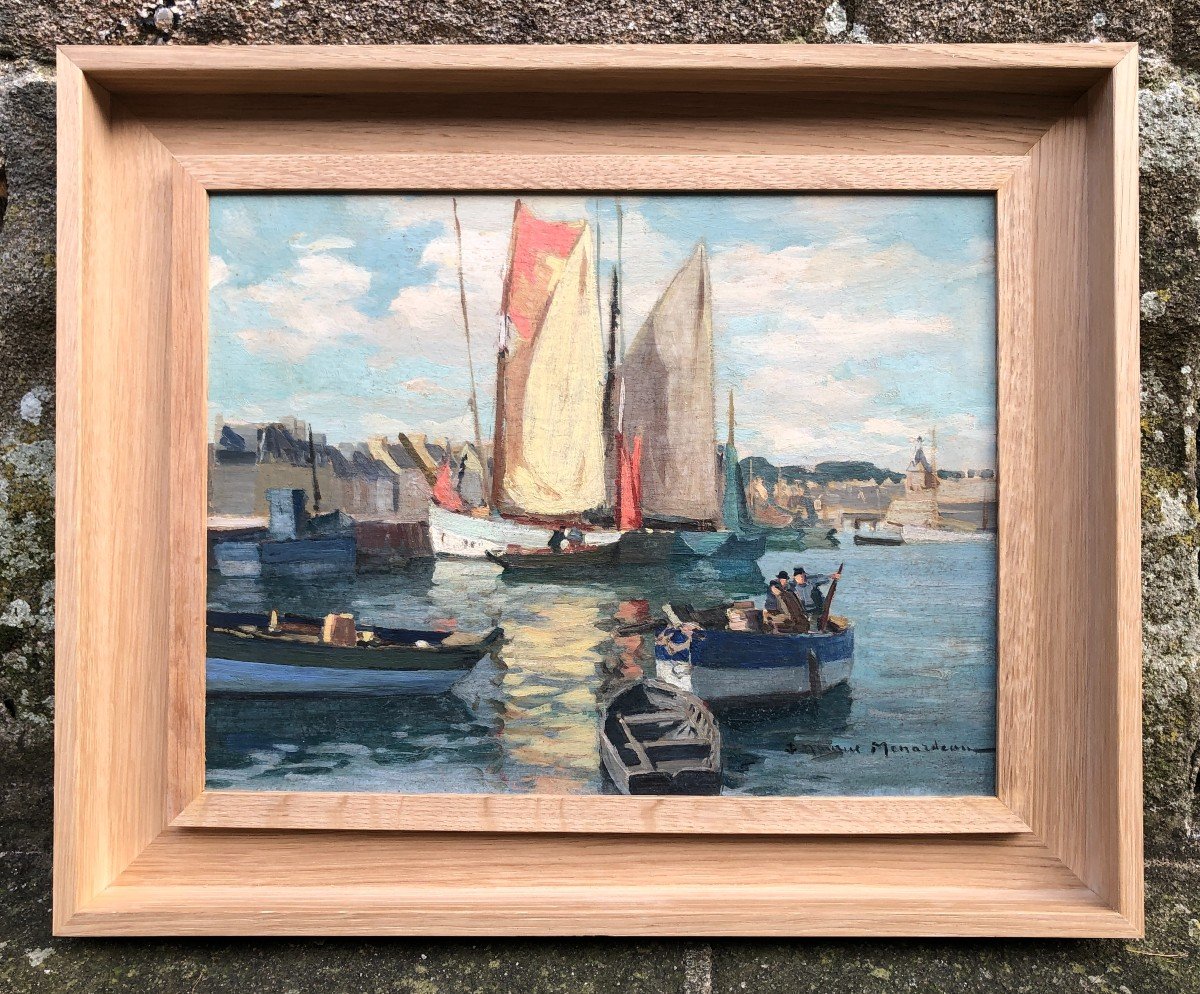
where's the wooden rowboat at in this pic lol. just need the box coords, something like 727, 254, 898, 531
485, 543, 618, 572
599, 679, 722, 795
853, 530, 905, 546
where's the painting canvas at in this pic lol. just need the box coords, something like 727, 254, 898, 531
205, 193, 997, 798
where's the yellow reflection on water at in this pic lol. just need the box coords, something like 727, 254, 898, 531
427, 560, 611, 792
501, 588, 608, 788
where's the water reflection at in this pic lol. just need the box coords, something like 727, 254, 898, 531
207, 541, 997, 796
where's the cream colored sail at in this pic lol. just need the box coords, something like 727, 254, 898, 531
500, 222, 606, 516
620, 244, 720, 524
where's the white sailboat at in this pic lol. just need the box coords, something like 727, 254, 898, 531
430, 199, 619, 558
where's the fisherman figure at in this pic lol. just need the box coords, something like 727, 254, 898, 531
764, 571, 791, 612
792, 566, 841, 628
764, 580, 794, 632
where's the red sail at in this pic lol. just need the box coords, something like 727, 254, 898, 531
615, 431, 643, 531
630, 434, 643, 513
432, 457, 465, 512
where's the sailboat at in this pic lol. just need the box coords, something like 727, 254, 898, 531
699, 391, 767, 560
621, 243, 721, 528
619, 245, 764, 562
428, 200, 620, 558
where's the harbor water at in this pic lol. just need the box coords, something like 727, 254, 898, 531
206, 538, 997, 796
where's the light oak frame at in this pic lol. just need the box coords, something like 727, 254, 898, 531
55, 44, 1141, 936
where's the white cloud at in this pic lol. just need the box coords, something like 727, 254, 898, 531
728, 313, 955, 360
378, 197, 463, 232
209, 254, 230, 290
298, 235, 354, 252
400, 377, 458, 397
234, 252, 376, 359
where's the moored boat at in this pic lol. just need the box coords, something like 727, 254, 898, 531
485, 542, 618, 572
599, 679, 722, 795
427, 201, 621, 559
614, 528, 678, 564
713, 532, 768, 560
429, 504, 619, 559
898, 523, 994, 544
853, 529, 905, 547
654, 612, 854, 705
211, 487, 357, 577
794, 525, 841, 550
206, 610, 503, 695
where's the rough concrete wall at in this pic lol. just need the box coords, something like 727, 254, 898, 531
2, 2, 1200, 991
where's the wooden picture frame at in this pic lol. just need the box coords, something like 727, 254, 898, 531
55, 43, 1142, 937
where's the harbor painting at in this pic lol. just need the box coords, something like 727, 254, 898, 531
206, 193, 998, 797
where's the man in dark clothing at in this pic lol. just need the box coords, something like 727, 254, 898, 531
776, 584, 810, 633
764, 571, 791, 612
765, 579, 804, 632
792, 566, 841, 626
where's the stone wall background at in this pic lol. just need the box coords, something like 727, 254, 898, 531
1, 2, 1199, 991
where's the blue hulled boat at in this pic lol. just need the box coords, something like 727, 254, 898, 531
654, 621, 854, 705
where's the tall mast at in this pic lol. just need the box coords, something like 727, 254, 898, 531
593, 197, 604, 329
601, 198, 625, 513
307, 425, 322, 514
727, 388, 736, 448
930, 427, 941, 526
489, 200, 521, 510
451, 197, 489, 506
602, 267, 621, 507
490, 320, 508, 510
615, 198, 625, 357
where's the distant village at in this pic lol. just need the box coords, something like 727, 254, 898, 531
209, 414, 998, 567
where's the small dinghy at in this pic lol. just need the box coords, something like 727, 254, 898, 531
485, 542, 618, 572
599, 679, 722, 795
852, 526, 905, 546
206, 610, 503, 695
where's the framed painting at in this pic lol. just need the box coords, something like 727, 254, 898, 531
54, 43, 1141, 936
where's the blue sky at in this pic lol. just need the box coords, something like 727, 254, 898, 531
209, 193, 996, 471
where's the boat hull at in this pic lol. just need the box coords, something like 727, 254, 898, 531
599, 679, 722, 796
212, 536, 357, 578
654, 624, 854, 704
486, 544, 617, 573
710, 532, 768, 560
206, 625, 499, 671
671, 530, 767, 560
615, 529, 678, 564
260, 536, 356, 576
212, 540, 263, 577
206, 657, 468, 696
853, 532, 904, 546
428, 505, 620, 558
900, 524, 995, 543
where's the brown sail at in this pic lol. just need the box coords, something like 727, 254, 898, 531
619, 244, 721, 525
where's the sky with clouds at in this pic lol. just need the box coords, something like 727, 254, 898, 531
209, 193, 996, 471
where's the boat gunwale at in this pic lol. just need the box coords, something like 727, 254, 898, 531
601, 680, 721, 776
